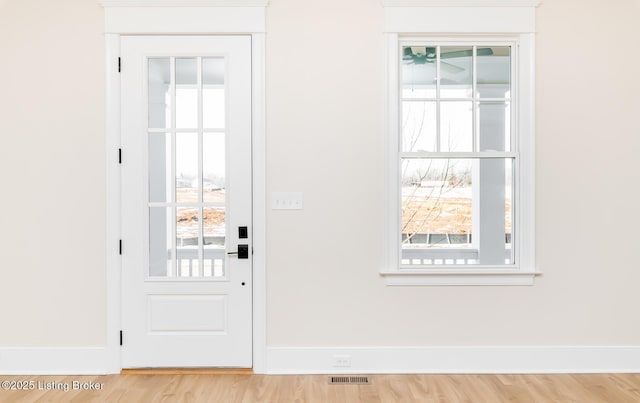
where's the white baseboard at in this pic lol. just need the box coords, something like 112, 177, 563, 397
265, 346, 640, 374
4, 345, 639, 375
0, 348, 119, 375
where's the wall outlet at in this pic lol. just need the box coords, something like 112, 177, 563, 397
332, 354, 351, 367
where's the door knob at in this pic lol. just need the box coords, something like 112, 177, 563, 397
227, 244, 249, 259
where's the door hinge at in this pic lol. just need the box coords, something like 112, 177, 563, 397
118, 148, 122, 164
119, 239, 122, 255
120, 330, 123, 346
118, 57, 121, 73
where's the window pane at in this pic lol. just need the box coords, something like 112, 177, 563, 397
402, 101, 436, 152
478, 102, 511, 152
149, 207, 172, 277
176, 207, 199, 277
402, 46, 437, 98
440, 47, 472, 99
176, 58, 198, 129
176, 133, 198, 203
401, 158, 513, 266
477, 46, 510, 99
149, 133, 171, 203
148, 58, 171, 129
440, 101, 472, 152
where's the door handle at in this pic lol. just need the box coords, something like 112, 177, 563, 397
227, 244, 249, 259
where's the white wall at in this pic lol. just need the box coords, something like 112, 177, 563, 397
0, 0, 106, 346
0, 0, 638, 367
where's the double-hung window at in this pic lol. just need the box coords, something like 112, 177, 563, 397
400, 41, 515, 265
382, 2, 539, 285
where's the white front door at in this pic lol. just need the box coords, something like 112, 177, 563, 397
120, 36, 252, 368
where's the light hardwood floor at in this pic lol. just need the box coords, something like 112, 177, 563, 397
1, 374, 639, 402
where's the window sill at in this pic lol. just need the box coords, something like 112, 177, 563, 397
380, 269, 540, 286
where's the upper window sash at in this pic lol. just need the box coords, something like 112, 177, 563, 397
399, 40, 517, 156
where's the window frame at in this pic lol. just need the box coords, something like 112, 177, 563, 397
382, 33, 537, 286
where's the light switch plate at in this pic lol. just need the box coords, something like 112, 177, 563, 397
272, 192, 303, 210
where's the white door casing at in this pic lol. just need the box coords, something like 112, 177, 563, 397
120, 35, 252, 367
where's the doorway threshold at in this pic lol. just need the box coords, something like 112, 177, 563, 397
121, 368, 253, 375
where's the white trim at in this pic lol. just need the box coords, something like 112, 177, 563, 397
3, 345, 637, 375
384, 7, 537, 33
383, 0, 541, 7
266, 346, 640, 374
103, 7, 266, 34
384, 33, 400, 275
384, 31, 536, 284
517, 33, 536, 275
0, 348, 111, 375
105, 33, 122, 374
400, 151, 518, 159
251, 32, 267, 374
380, 270, 540, 286
100, 0, 269, 6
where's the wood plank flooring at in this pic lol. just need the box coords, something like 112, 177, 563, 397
0, 373, 639, 402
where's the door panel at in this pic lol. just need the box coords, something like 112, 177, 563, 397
121, 36, 252, 368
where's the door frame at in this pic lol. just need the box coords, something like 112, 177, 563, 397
101, 1, 268, 373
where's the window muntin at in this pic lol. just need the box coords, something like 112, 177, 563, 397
399, 43, 516, 268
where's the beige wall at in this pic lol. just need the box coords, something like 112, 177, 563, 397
0, 0, 638, 350
265, 0, 640, 346
0, 0, 106, 345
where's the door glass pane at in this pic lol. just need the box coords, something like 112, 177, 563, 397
176, 58, 198, 129
203, 132, 226, 278
176, 133, 198, 203
148, 55, 232, 280
477, 46, 510, 99
176, 207, 199, 277
402, 46, 437, 98
203, 89, 225, 129
478, 102, 511, 152
440, 101, 472, 152
203, 133, 225, 203
204, 207, 225, 277
149, 133, 171, 202
401, 158, 513, 265
148, 58, 171, 129
150, 207, 173, 277
203, 58, 225, 129
203, 58, 224, 85
176, 58, 197, 85
440, 46, 473, 99
402, 101, 436, 152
